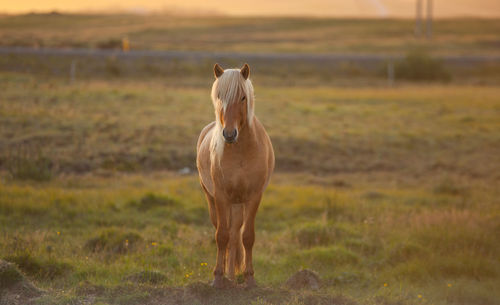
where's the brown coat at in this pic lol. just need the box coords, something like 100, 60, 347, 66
196, 64, 274, 288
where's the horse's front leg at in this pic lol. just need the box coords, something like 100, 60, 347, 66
242, 194, 262, 288
213, 199, 230, 288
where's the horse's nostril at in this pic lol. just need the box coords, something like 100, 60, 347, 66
223, 129, 237, 142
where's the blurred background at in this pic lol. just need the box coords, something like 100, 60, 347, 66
0, 1, 499, 305
3, 0, 500, 17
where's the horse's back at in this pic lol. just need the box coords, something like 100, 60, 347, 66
197, 121, 215, 151
197, 121, 216, 196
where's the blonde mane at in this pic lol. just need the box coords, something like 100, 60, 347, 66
209, 69, 255, 162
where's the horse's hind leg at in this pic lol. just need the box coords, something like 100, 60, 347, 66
242, 195, 262, 288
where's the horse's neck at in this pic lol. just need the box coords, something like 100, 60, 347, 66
240, 116, 257, 139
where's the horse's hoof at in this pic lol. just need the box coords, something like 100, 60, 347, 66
212, 277, 224, 289
245, 276, 257, 289
212, 276, 233, 289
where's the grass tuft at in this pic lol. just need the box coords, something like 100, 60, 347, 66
289, 246, 360, 269
4, 253, 72, 281
128, 193, 178, 211
293, 222, 357, 248
84, 229, 143, 255
123, 270, 168, 285
387, 242, 428, 265
293, 222, 332, 248
395, 50, 451, 82
6, 145, 53, 181
433, 180, 467, 196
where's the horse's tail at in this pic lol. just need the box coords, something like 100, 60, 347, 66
226, 203, 244, 278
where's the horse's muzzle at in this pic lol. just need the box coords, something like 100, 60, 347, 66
223, 128, 238, 143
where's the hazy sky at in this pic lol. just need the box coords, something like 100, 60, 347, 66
2, 0, 500, 17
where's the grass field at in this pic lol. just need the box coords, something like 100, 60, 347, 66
1, 69, 499, 304
1, 13, 500, 56
2, 73, 500, 176
1, 11, 499, 305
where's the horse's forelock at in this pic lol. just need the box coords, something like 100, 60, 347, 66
212, 69, 254, 126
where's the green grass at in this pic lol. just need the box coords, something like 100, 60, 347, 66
1, 14, 499, 56
0, 71, 499, 304
0, 173, 498, 304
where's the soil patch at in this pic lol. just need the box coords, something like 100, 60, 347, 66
283, 269, 321, 290
0, 259, 44, 305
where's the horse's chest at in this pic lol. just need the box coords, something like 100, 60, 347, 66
223, 176, 251, 203
217, 157, 266, 202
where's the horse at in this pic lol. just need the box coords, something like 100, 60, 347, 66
196, 63, 275, 288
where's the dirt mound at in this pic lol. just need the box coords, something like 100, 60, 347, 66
283, 269, 321, 290
0, 259, 44, 305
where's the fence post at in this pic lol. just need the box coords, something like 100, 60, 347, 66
426, 0, 433, 39
387, 59, 395, 87
122, 37, 130, 52
70, 60, 76, 84
415, 0, 423, 37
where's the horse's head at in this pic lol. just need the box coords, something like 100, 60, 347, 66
211, 63, 254, 144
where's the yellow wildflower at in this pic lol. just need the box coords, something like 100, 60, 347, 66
383, 283, 388, 287
151, 242, 158, 246
447, 283, 452, 288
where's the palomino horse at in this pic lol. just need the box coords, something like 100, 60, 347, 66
196, 63, 275, 288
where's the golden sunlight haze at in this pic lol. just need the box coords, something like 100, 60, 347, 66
1, 0, 500, 17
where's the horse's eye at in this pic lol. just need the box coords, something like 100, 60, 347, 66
241, 96, 246, 101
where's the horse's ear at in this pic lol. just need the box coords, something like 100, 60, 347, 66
214, 63, 224, 78
240, 63, 250, 80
